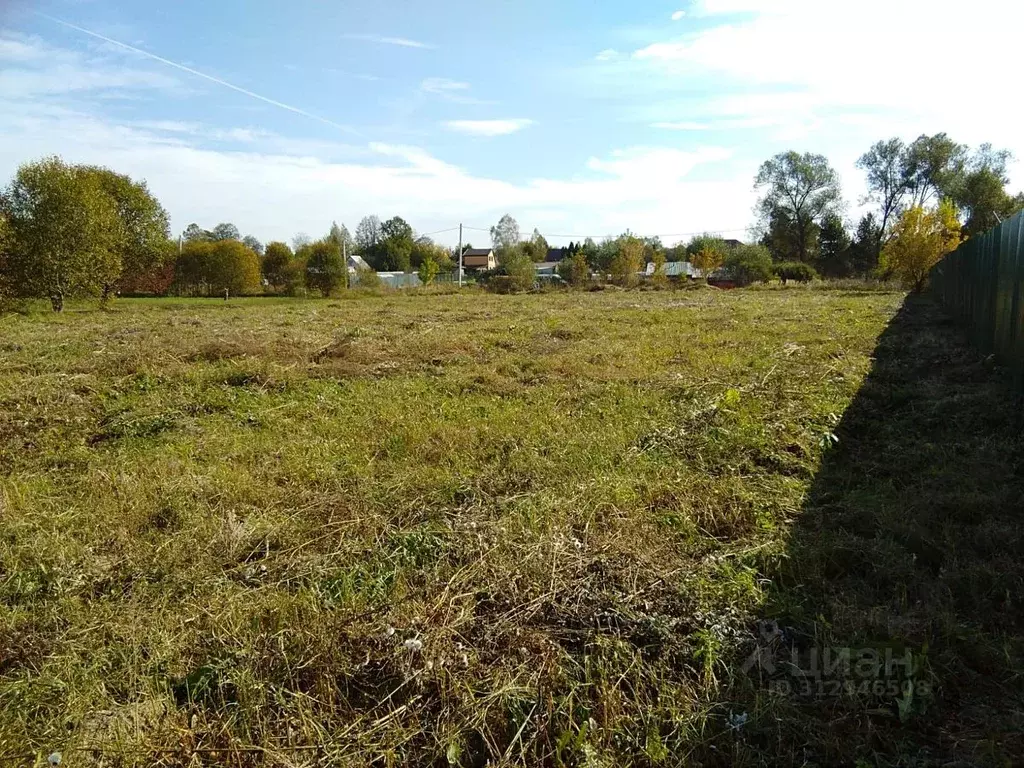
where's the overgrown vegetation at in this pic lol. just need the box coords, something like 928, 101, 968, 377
2, 288, 1018, 766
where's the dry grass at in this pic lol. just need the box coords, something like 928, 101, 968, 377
0, 288, 1020, 766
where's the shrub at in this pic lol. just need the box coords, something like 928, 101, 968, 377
558, 250, 590, 286
354, 267, 381, 289
773, 261, 819, 284
724, 244, 773, 287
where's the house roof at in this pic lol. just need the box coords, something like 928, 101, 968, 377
463, 248, 493, 257
347, 253, 370, 271
544, 247, 569, 263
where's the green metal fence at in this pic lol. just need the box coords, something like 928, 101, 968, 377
930, 209, 1024, 391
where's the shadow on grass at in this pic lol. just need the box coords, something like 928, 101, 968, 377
726, 294, 1024, 765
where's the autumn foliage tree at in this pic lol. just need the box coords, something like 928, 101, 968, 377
175, 239, 262, 296
880, 200, 962, 292
610, 235, 644, 287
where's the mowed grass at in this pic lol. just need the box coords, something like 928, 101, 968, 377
0, 286, 1017, 766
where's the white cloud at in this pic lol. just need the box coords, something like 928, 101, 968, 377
0, 93, 749, 246
343, 33, 435, 49
671, 10, 686, 20
652, 121, 709, 131
443, 119, 533, 136
420, 77, 492, 104
595, 48, 619, 61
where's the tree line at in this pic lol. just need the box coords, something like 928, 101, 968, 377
754, 133, 1021, 289
2, 135, 1017, 309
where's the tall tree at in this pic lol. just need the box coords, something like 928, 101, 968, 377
857, 138, 914, 259
354, 215, 381, 254
373, 216, 414, 272
327, 221, 353, 256
520, 228, 550, 262
755, 151, 841, 262
490, 214, 520, 261
211, 222, 240, 241
905, 133, 968, 208
183, 223, 212, 242
1, 156, 119, 311
242, 235, 264, 256
849, 213, 882, 276
817, 212, 851, 277
956, 144, 1023, 237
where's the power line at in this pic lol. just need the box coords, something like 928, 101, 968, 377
418, 226, 460, 238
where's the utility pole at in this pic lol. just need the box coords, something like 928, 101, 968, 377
457, 223, 463, 287
342, 238, 347, 287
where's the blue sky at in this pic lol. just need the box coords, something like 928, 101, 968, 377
2, 0, 1021, 247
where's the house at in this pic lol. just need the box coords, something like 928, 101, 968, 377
462, 248, 497, 272
645, 261, 703, 279
535, 261, 560, 276
544, 247, 569, 263
347, 253, 371, 273
723, 239, 743, 249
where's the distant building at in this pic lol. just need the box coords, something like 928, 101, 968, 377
462, 248, 497, 272
544, 247, 570, 263
646, 261, 703, 279
723, 239, 743, 249
347, 253, 371, 273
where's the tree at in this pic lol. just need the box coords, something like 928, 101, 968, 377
354, 216, 381, 254
610, 234, 644, 287
724, 244, 773, 286
490, 214, 520, 261
880, 201, 962, 292
292, 233, 312, 252
521, 228, 550, 262
558, 249, 590, 286
817, 212, 851, 277
412, 237, 452, 272
417, 256, 439, 285
686, 233, 729, 272
327, 221, 353, 256
262, 241, 294, 290
84, 166, 171, 298
500, 247, 535, 292
650, 248, 667, 286
691, 244, 724, 278
370, 216, 414, 272
905, 133, 968, 208
0, 156, 119, 311
211, 222, 240, 241
302, 239, 346, 295
175, 239, 261, 295
242, 235, 264, 256
184, 223, 212, 242
956, 144, 1023, 237
857, 138, 914, 258
848, 213, 882, 276
755, 151, 841, 262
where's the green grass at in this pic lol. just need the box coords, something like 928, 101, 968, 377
0, 287, 1020, 766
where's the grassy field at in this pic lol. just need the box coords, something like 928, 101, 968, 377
1, 287, 1021, 766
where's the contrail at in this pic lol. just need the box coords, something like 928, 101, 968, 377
37, 13, 360, 136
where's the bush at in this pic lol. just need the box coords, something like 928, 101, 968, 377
773, 261, 819, 284
724, 244, 773, 287
483, 248, 535, 293
354, 267, 381, 289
